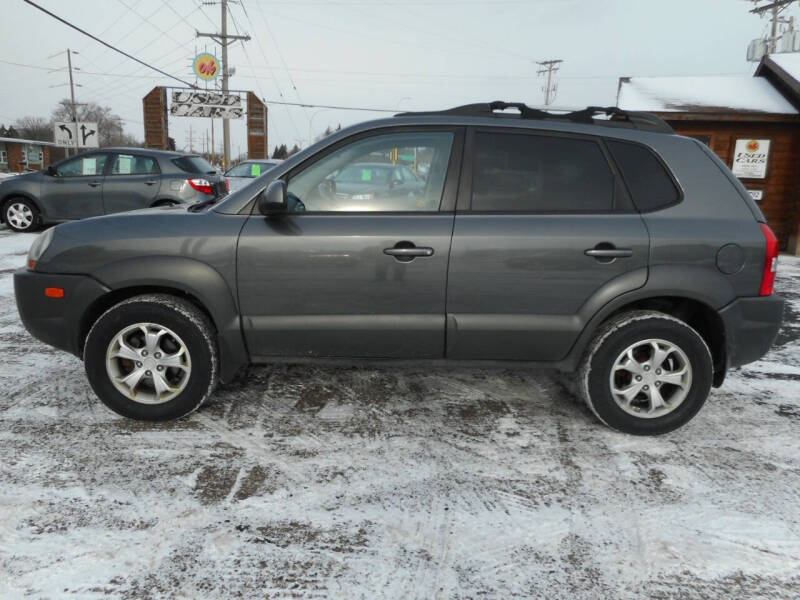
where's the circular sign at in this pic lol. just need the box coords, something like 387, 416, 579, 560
746, 140, 760, 152
193, 53, 220, 81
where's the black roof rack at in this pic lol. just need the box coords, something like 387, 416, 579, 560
395, 101, 674, 134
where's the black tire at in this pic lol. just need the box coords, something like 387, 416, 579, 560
578, 310, 713, 435
3, 197, 41, 232
152, 199, 179, 207
84, 294, 218, 421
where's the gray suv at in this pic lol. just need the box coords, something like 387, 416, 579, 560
0, 148, 227, 232
13, 103, 784, 435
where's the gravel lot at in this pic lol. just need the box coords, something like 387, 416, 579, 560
1, 225, 799, 599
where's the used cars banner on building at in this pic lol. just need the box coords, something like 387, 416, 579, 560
169, 91, 243, 119
732, 139, 771, 179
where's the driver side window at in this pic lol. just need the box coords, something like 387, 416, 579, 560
285, 132, 453, 212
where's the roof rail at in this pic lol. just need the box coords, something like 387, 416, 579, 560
395, 101, 674, 134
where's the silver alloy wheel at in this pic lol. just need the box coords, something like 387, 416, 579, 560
105, 322, 192, 405
6, 202, 33, 230
609, 338, 692, 419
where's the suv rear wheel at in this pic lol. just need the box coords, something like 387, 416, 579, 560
84, 294, 218, 420
579, 310, 712, 435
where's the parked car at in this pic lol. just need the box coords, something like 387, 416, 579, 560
0, 148, 228, 232
14, 102, 783, 434
224, 159, 282, 192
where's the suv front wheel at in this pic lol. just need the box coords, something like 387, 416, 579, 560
84, 294, 218, 420
579, 310, 713, 435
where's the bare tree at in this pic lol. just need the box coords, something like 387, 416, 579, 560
14, 116, 53, 141
51, 99, 140, 147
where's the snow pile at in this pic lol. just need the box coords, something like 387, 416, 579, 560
617, 75, 798, 114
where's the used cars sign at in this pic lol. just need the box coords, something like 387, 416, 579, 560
732, 139, 770, 179
170, 91, 243, 119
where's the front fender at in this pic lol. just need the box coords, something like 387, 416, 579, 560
92, 256, 248, 382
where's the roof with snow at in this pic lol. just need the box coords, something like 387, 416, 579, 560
616, 75, 798, 114
756, 54, 800, 105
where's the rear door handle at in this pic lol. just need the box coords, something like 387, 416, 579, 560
145, 179, 158, 185
584, 248, 633, 258
383, 247, 434, 258
88, 180, 102, 188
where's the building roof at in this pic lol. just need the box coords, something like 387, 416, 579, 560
0, 136, 60, 147
755, 53, 800, 107
616, 75, 798, 114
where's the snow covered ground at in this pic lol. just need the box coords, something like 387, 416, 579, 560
0, 225, 798, 599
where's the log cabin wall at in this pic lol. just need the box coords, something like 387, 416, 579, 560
658, 116, 800, 252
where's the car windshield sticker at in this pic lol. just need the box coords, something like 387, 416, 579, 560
251, 164, 261, 177
82, 158, 97, 176
361, 169, 372, 181
117, 155, 132, 175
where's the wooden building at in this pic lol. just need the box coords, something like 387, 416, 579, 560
618, 56, 800, 254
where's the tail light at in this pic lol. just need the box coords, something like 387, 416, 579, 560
187, 178, 214, 195
759, 223, 779, 296
225, 178, 231, 192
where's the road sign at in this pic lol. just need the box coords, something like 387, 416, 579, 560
54, 122, 99, 148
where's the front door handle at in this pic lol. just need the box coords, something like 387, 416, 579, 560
383, 247, 434, 258
383, 242, 434, 262
584, 248, 633, 258
88, 180, 102, 188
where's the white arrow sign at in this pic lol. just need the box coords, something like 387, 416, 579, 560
53, 122, 100, 148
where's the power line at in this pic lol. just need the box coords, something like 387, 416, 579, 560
259, 99, 396, 112
21, 0, 198, 89
250, 0, 310, 123
238, 1, 304, 142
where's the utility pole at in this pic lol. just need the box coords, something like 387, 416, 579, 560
750, 0, 796, 54
536, 59, 563, 106
196, 0, 250, 169
66, 49, 79, 157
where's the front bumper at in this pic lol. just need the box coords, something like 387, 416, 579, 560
719, 294, 785, 369
14, 269, 110, 357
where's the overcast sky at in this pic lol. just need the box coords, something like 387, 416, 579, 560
0, 0, 793, 159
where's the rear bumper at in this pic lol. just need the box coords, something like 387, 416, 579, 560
719, 295, 785, 369
14, 269, 110, 357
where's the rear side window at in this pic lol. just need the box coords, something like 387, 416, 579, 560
111, 154, 158, 175
471, 132, 614, 212
606, 140, 679, 211
172, 155, 215, 174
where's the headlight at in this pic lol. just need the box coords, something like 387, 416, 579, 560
27, 227, 55, 270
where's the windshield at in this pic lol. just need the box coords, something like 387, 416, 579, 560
172, 155, 216, 174
225, 161, 276, 178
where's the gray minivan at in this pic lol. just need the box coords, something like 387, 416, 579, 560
14, 103, 783, 435
0, 148, 227, 232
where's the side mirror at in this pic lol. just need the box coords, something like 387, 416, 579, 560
46, 165, 58, 177
258, 179, 287, 216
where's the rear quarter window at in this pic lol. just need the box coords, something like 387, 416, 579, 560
172, 156, 215, 174
606, 140, 680, 211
